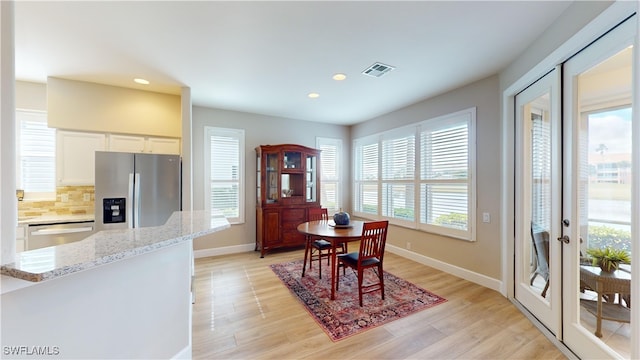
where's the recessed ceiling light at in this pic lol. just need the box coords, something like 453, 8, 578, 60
332, 73, 347, 81
308, 92, 320, 99
134, 78, 149, 85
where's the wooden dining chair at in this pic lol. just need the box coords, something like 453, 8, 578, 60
302, 207, 331, 278
336, 220, 389, 306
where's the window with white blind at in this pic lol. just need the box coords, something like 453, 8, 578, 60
353, 137, 379, 215
204, 127, 244, 224
316, 137, 342, 213
16, 109, 56, 200
419, 109, 475, 239
353, 107, 476, 240
382, 129, 415, 223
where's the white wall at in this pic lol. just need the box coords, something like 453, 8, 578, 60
190, 106, 350, 252
1, 1, 17, 265
16, 81, 46, 111
499, 1, 613, 91
47, 77, 182, 137
351, 75, 502, 280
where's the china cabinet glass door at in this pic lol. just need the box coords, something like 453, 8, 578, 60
266, 153, 278, 203
256, 154, 261, 204
306, 154, 317, 202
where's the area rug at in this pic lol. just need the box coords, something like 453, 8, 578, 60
270, 259, 447, 341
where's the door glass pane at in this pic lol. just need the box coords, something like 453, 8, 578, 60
577, 46, 632, 357
529, 95, 552, 300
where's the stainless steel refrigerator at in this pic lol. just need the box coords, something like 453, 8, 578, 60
94, 151, 181, 231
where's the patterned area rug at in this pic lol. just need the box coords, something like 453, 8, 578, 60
270, 259, 447, 341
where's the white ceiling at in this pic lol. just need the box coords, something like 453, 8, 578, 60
14, 1, 573, 125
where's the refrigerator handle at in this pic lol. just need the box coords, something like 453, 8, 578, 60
134, 173, 141, 228
128, 173, 135, 229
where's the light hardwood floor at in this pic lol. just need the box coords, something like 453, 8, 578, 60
192, 248, 567, 359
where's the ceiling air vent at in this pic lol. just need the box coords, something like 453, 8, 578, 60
361, 62, 395, 78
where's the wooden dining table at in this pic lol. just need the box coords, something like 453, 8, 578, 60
297, 219, 364, 300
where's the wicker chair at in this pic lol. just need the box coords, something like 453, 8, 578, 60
530, 223, 550, 298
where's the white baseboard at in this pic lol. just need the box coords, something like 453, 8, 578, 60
193, 243, 255, 259
172, 345, 191, 359
386, 244, 503, 293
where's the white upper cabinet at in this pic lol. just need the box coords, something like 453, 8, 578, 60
146, 137, 180, 155
108, 134, 180, 155
108, 134, 146, 153
56, 131, 180, 186
57, 131, 106, 185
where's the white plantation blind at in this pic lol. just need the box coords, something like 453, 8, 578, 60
353, 108, 476, 240
317, 137, 342, 213
382, 132, 415, 221
382, 134, 415, 180
354, 138, 379, 214
531, 111, 552, 232
357, 141, 379, 181
16, 110, 56, 198
205, 127, 244, 224
420, 124, 468, 180
420, 113, 472, 237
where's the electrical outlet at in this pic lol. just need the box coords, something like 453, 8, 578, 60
61, 194, 69, 202
406, 242, 411, 250
83, 193, 91, 202
482, 212, 491, 223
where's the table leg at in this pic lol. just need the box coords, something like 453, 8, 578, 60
331, 240, 337, 300
595, 282, 603, 338
302, 236, 310, 277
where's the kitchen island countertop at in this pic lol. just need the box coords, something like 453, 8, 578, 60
2, 210, 229, 283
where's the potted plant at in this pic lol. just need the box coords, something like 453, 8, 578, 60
586, 247, 630, 272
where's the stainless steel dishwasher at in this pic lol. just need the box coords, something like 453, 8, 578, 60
27, 221, 95, 250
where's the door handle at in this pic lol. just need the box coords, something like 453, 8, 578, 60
557, 235, 570, 244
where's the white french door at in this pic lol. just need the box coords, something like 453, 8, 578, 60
514, 67, 562, 336
561, 14, 636, 359
515, 12, 637, 359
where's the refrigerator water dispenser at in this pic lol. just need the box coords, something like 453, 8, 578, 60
103, 198, 126, 223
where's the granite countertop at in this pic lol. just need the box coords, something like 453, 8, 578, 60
2, 210, 229, 283
17, 214, 95, 225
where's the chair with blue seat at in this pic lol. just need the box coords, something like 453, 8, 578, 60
302, 207, 335, 278
336, 220, 389, 306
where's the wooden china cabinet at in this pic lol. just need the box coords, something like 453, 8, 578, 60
256, 144, 321, 257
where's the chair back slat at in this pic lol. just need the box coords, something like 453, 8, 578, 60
308, 207, 328, 221
358, 221, 388, 264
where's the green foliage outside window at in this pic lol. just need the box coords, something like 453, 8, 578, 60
587, 225, 632, 253
393, 208, 414, 220
435, 213, 467, 229
362, 204, 377, 214
212, 187, 239, 218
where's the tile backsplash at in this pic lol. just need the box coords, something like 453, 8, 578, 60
18, 186, 95, 218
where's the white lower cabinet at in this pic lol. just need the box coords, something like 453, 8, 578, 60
16, 225, 26, 252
